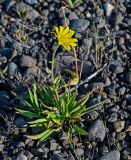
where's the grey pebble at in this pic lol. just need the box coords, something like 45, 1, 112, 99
70, 19, 90, 33
126, 72, 131, 84
15, 117, 27, 128
15, 154, 27, 160
98, 150, 120, 160
88, 119, 106, 142
19, 55, 36, 68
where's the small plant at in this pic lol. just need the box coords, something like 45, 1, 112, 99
15, 31, 29, 44
66, 0, 80, 8
16, 80, 105, 145
16, 25, 106, 145
16, 8, 27, 21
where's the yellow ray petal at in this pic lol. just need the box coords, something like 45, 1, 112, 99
69, 38, 78, 43
66, 30, 75, 38
55, 27, 59, 35
63, 44, 71, 51
70, 43, 77, 47
59, 26, 64, 35
63, 26, 69, 35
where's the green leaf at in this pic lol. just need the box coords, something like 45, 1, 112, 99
71, 105, 85, 118
68, 127, 73, 142
28, 89, 35, 106
37, 129, 54, 145
74, 92, 91, 108
33, 83, 39, 109
48, 112, 61, 125
28, 118, 47, 124
15, 108, 40, 118
67, 88, 77, 112
81, 100, 106, 116
70, 105, 84, 115
25, 130, 49, 140
61, 99, 69, 118
73, 125, 88, 135
29, 123, 47, 128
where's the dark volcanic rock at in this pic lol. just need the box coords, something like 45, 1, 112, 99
0, 90, 9, 108
126, 72, 131, 84
70, 19, 90, 32
98, 150, 120, 160
88, 119, 106, 142
109, 60, 123, 74
19, 55, 36, 68
15, 153, 28, 160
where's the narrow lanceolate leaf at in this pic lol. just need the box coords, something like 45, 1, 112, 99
37, 129, 54, 145
71, 105, 85, 118
28, 118, 47, 124
70, 105, 84, 115
73, 125, 88, 135
33, 83, 39, 109
15, 108, 40, 118
48, 112, 61, 125
68, 127, 73, 142
61, 99, 68, 117
28, 89, 34, 105
81, 100, 106, 116
75, 92, 91, 108
25, 130, 49, 140
67, 89, 77, 112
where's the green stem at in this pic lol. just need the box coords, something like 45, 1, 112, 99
51, 45, 59, 84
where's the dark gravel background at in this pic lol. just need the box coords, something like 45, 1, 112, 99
0, 0, 131, 159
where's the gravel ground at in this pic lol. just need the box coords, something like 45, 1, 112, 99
0, 0, 131, 160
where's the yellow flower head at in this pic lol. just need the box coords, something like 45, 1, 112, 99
54, 26, 78, 51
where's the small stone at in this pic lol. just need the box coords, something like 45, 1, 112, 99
15, 117, 27, 128
82, 38, 93, 50
117, 132, 126, 140
31, 147, 49, 157
19, 55, 36, 68
99, 145, 109, 155
78, 61, 93, 78
108, 113, 118, 122
87, 111, 98, 120
15, 154, 27, 160
69, 12, 79, 20
50, 141, 59, 151
16, 141, 25, 148
88, 119, 106, 142
75, 148, 84, 157
117, 87, 126, 95
0, 56, 7, 63
51, 154, 65, 160
70, 19, 90, 33
8, 62, 17, 78
98, 150, 120, 160
103, 3, 114, 16
113, 121, 125, 132
110, 60, 123, 74
23, 66, 40, 80
0, 144, 4, 152
25, 0, 38, 4
0, 90, 9, 108
27, 39, 35, 46
126, 72, 131, 84
126, 105, 131, 112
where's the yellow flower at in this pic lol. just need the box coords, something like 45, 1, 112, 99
54, 26, 78, 51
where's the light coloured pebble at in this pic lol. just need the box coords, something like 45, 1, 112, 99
113, 121, 125, 132
103, 3, 114, 16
